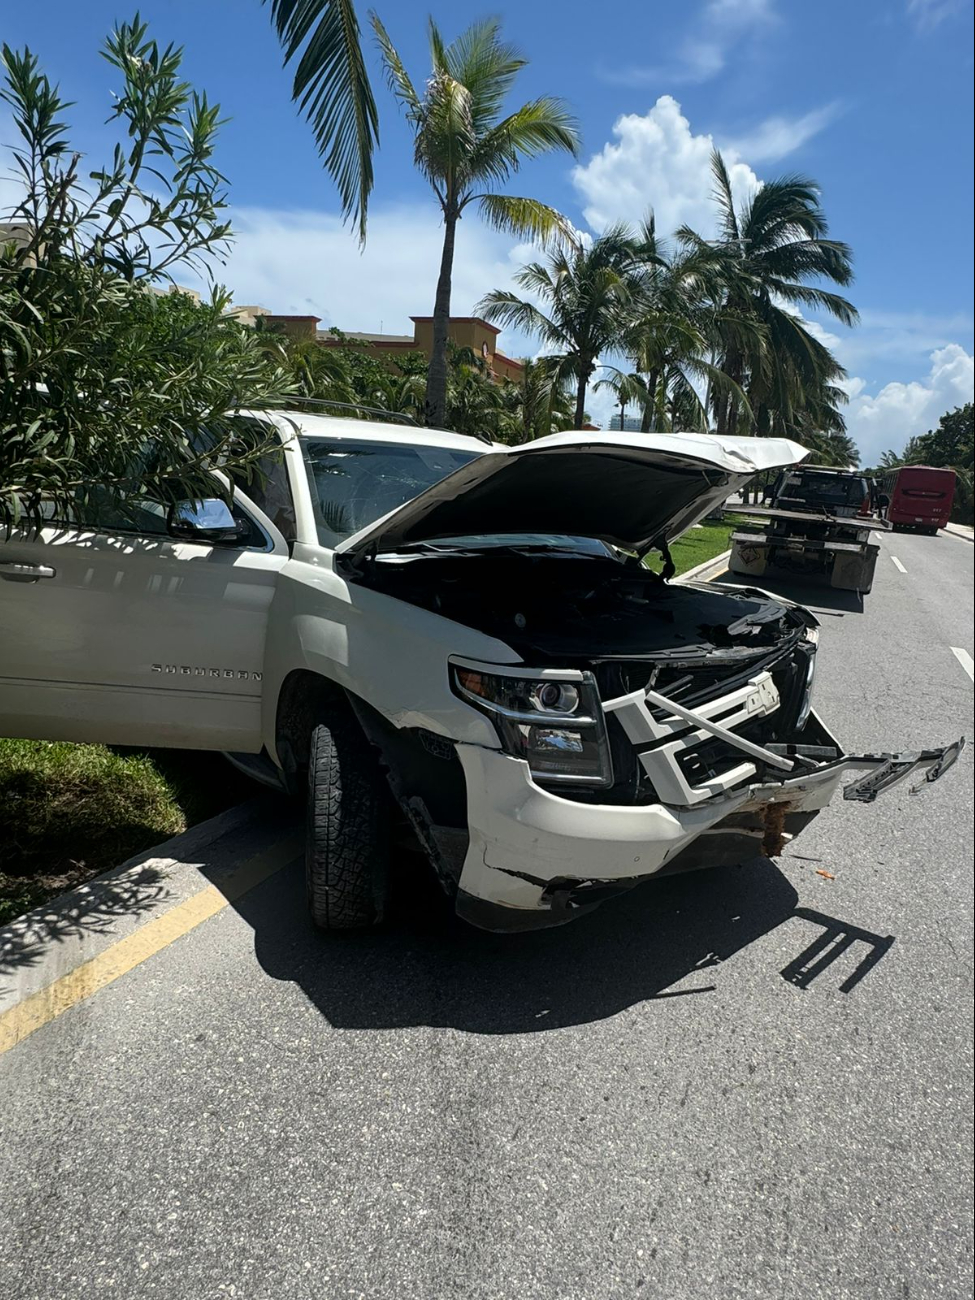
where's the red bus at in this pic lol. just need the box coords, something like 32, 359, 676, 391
879, 465, 956, 534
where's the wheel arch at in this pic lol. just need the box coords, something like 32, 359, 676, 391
273, 668, 352, 795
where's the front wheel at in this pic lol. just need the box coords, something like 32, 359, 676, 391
305, 710, 389, 930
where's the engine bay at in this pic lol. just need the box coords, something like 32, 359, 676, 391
351, 543, 809, 665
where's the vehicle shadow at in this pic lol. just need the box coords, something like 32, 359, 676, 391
234, 850, 809, 1034
713, 570, 865, 616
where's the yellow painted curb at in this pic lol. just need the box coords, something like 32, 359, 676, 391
0, 837, 300, 1058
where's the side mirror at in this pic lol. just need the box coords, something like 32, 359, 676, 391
167, 498, 245, 546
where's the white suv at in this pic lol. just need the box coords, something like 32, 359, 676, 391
0, 414, 961, 931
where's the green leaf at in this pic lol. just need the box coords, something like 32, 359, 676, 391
474, 194, 573, 245
267, 0, 379, 243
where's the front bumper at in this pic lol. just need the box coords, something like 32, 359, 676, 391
452, 718, 964, 933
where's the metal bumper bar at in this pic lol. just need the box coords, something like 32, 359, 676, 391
731, 532, 868, 554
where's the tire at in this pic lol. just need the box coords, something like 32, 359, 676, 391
305, 709, 389, 930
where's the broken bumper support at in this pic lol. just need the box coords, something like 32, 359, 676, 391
841, 736, 965, 802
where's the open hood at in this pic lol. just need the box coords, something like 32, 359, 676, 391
335, 431, 809, 558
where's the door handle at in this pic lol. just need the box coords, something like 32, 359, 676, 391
0, 560, 57, 583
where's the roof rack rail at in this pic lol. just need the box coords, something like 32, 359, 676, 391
276, 397, 419, 426
272, 396, 494, 445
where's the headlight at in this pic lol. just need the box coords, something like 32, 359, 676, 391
796, 628, 818, 729
450, 662, 613, 787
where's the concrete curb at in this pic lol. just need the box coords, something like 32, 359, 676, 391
677, 548, 732, 584
944, 522, 974, 542
0, 794, 300, 1020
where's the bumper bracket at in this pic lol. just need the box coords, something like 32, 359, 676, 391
842, 736, 965, 802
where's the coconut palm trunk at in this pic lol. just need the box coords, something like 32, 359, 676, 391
427, 208, 459, 427
573, 367, 590, 429
644, 367, 661, 431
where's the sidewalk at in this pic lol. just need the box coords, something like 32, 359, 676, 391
945, 522, 974, 542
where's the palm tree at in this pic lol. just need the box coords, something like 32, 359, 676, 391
478, 227, 639, 429
493, 358, 574, 444
593, 367, 645, 431
801, 428, 859, 467
370, 16, 580, 428
446, 359, 505, 438
678, 150, 858, 438
267, 1, 379, 243
580, 216, 747, 435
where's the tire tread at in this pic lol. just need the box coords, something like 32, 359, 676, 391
306, 710, 387, 930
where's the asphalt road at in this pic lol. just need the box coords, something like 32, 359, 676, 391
2, 528, 972, 1300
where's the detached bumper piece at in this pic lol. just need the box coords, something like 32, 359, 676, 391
842, 736, 965, 802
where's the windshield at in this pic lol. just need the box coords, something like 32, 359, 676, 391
302, 438, 480, 548
775, 471, 867, 509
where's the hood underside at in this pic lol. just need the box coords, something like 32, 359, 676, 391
336, 431, 808, 557
358, 542, 810, 668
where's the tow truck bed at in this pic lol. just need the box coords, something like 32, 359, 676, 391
729, 505, 888, 595
732, 505, 892, 530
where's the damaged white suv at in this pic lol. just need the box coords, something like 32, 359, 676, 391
0, 414, 962, 931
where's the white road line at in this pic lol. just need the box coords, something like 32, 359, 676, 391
890, 555, 907, 573
950, 647, 975, 683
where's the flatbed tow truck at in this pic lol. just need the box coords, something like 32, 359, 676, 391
728, 464, 890, 597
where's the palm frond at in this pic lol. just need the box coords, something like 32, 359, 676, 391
415, 72, 474, 197
441, 18, 525, 130
267, 0, 378, 243
475, 193, 573, 245
742, 177, 828, 248
426, 16, 449, 75
664, 370, 710, 432
757, 238, 854, 284
476, 290, 566, 349
370, 12, 420, 115
513, 258, 560, 299
469, 97, 580, 185
710, 149, 740, 244
766, 281, 859, 327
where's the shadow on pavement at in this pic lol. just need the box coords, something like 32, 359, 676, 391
233, 850, 810, 1034
780, 907, 895, 994
713, 570, 865, 617
0, 864, 167, 977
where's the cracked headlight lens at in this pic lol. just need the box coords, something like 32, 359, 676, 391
450, 663, 613, 786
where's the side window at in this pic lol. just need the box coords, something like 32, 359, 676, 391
91, 495, 171, 535
43, 487, 172, 537
231, 445, 297, 546
43, 484, 267, 550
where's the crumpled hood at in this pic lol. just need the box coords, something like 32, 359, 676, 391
335, 430, 808, 557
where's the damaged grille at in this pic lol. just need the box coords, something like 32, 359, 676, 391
550, 644, 813, 808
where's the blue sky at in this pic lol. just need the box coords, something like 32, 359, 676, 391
2, 0, 973, 461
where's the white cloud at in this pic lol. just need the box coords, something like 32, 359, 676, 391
183, 202, 535, 348
572, 95, 840, 238
585, 379, 624, 430
844, 344, 974, 463
907, 0, 969, 30
724, 102, 843, 163
801, 318, 844, 352
572, 95, 764, 236
600, 0, 778, 86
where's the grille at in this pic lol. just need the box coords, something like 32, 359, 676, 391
555, 642, 813, 807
